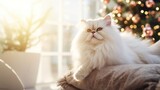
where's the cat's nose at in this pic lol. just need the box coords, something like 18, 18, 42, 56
92, 31, 95, 34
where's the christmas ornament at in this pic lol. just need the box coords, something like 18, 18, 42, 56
114, 5, 122, 13
141, 4, 144, 7
150, 11, 156, 16
130, 1, 136, 7
103, 0, 110, 4
158, 17, 160, 22
142, 23, 153, 37
145, 0, 155, 8
132, 14, 140, 23
146, 15, 149, 19
125, 26, 132, 32
117, 0, 122, 3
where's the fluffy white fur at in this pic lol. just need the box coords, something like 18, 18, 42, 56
71, 15, 160, 81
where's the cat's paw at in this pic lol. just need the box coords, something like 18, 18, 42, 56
65, 72, 76, 84
73, 73, 85, 81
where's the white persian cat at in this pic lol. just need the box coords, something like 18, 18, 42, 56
71, 15, 160, 81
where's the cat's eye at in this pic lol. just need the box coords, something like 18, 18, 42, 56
97, 27, 103, 31
87, 29, 92, 32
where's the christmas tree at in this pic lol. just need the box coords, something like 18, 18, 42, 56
100, 0, 160, 42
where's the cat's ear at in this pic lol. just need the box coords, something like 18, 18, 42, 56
78, 19, 87, 28
79, 19, 87, 26
80, 19, 87, 24
103, 15, 111, 26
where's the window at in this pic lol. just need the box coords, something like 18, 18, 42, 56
37, 0, 101, 84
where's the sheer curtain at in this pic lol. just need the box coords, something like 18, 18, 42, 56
37, 0, 101, 84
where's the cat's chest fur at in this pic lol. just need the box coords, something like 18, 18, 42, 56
79, 44, 126, 68
78, 41, 143, 69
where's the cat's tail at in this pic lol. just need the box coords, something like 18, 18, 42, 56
149, 40, 160, 55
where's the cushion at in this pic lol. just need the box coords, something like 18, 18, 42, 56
58, 64, 160, 90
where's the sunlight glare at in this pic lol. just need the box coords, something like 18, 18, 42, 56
0, 0, 43, 22
0, 0, 33, 18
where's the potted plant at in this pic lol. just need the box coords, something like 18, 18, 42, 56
0, 10, 50, 88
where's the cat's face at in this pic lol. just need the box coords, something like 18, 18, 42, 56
77, 15, 119, 45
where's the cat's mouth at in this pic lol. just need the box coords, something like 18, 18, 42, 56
92, 34, 102, 40
86, 33, 103, 42
92, 35, 98, 39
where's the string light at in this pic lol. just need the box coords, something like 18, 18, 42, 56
112, 14, 115, 17
137, 1, 142, 5
140, 10, 144, 13
141, 25, 144, 28
132, 17, 135, 21
141, 34, 145, 37
129, 14, 133, 17
126, 17, 130, 20
126, 0, 130, 3
152, 38, 155, 41
100, 0, 159, 41
130, 25, 134, 28
117, 13, 121, 17
121, 28, 125, 32
114, 19, 118, 23
154, 25, 160, 30
158, 32, 160, 36
124, 20, 128, 24
133, 25, 137, 29
156, 7, 159, 11
145, 11, 149, 15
